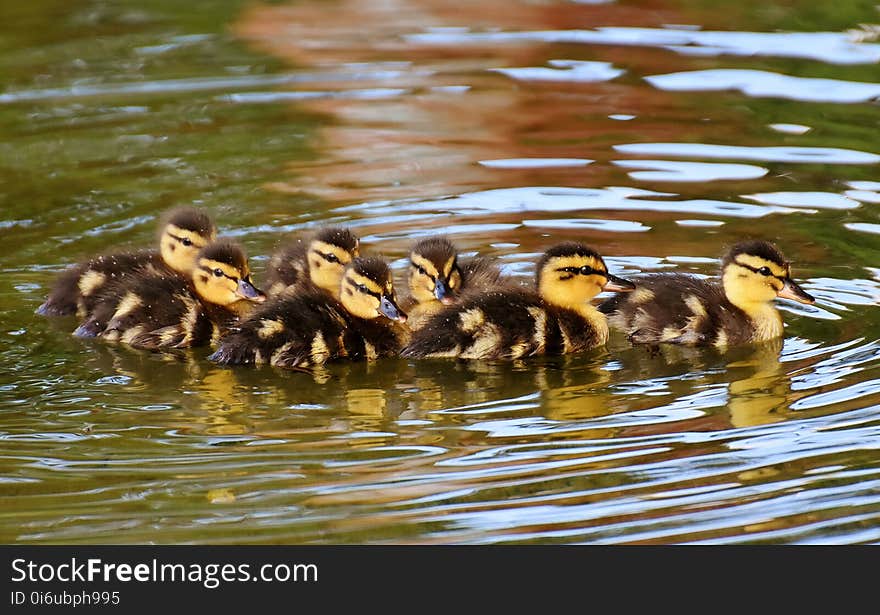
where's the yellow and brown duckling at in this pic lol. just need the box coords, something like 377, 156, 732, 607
210, 256, 408, 369
401, 242, 634, 360
75, 239, 265, 350
36, 207, 217, 318
598, 240, 815, 348
402, 236, 505, 329
264, 226, 360, 297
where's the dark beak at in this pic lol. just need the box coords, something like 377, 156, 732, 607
604, 273, 636, 293
434, 279, 454, 305
236, 277, 266, 303
778, 278, 815, 304
380, 295, 407, 323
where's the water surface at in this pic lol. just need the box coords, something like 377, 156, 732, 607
3, 0, 880, 544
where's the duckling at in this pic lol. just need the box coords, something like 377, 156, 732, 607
36, 207, 217, 318
76, 240, 265, 350
401, 237, 505, 329
400, 242, 634, 360
210, 256, 408, 369
264, 226, 360, 297
598, 240, 815, 348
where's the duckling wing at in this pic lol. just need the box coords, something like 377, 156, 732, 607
38, 250, 161, 317
461, 256, 505, 291
402, 288, 554, 360
599, 273, 735, 346
264, 240, 309, 296
210, 290, 349, 368
96, 273, 212, 349
345, 318, 409, 360
72, 262, 172, 338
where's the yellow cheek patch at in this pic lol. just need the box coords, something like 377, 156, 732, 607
410, 254, 440, 278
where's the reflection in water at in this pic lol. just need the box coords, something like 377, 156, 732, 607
726, 339, 789, 428
5, 0, 880, 545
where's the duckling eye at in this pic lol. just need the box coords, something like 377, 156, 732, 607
356, 283, 368, 293
325, 253, 340, 264
181, 237, 192, 247
413, 264, 430, 278
579, 266, 596, 276
213, 268, 224, 277
758, 266, 772, 277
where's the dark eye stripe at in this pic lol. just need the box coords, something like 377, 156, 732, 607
734, 259, 786, 281
412, 263, 433, 279
199, 265, 237, 282
167, 232, 195, 246
348, 281, 381, 299
556, 266, 607, 277
314, 249, 342, 264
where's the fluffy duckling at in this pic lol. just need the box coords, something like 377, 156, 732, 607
210, 256, 408, 369
402, 237, 505, 329
264, 226, 360, 297
401, 242, 634, 360
598, 240, 815, 348
37, 207, 217, 318
76, 240, 265, 350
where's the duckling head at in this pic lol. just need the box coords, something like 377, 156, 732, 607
407, 237, 463, 306
192, 240, 266, 307
306, 227, 360, 295
720, 240, 814, 314
340, 256, 407, 323
537, 242, 634, 309
158, 207, 218, 274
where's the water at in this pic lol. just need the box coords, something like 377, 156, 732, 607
2, 0, 880, 544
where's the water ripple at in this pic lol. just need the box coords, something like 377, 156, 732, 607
407, 27, 880, 64
646, 69, 880, 104
614, 143, 880, 165
613, 159, 768, 182
490, 60, 624, 82
341, 186, 815, 219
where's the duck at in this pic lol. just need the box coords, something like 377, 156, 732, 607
209, 256, 408, 369
263, 226, 360, 297
598, 240, 815, 348
36, 207, 217, 318
400, 242, 634, 360
75, 239, 266, 350
401, 236, 505, 330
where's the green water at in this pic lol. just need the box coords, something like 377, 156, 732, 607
3, 0, 880, 544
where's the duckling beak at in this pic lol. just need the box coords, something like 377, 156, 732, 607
778, 278, 815, 304
236, 277, 267, 303
380, 295, 407, 323
434, 279, 454, 305
604, 273, 636, 293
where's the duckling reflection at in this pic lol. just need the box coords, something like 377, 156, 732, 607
609, 336, 793, 432
400, 354, 617, 425
533, 355, 619, 422
725, 337, 791, 427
